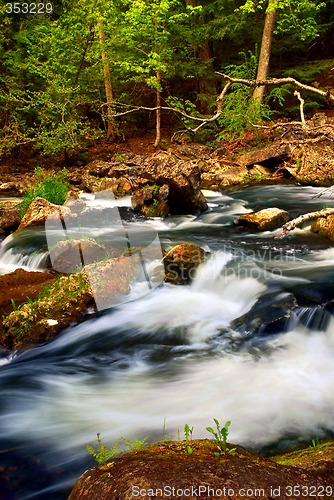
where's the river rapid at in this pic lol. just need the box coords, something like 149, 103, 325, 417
1, 184, 334, 499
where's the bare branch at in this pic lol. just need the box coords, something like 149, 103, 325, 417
294, 90, 307, 128
215, 73, 334, 105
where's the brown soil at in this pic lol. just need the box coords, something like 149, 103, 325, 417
68, 440, 334, 500
0, 268, 56, 347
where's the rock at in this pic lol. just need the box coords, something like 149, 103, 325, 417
0, 201, 21, 232
2, 273, 94, 350
0, 182, 23, 197
68, 439, 333, 500
50, 239, 108, 273
200, 160, 249, 189
131, 184, 170, 217
238, 143, 291, 167
311, 214, 334, 241
163, 243, 206, 285
18, 197, 73, 230
131, 153, 207, 215
231, 291, 297, 337
84, 256, 141, 309
288, 141, 334, 186
80, 173, 100, 192
96, 177, 132, 198
237, 208, 289, 231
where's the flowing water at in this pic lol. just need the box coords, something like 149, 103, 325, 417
1, 185, 334, 499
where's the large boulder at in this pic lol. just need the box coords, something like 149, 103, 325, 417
311, 214, 334, 241
163, 243, 206, 285
287, 140, 334, 186
68, 440, 334, 500
18, 197, 73, 230
131, 153, 207, 215
50, 239, 108, 273
237, 208, 289, 231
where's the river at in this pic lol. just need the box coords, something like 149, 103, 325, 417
1, 185, 334, 499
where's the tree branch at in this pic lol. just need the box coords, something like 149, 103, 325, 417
275, 208, 334, 239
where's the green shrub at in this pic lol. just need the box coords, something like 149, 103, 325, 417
20, 166, 69, 218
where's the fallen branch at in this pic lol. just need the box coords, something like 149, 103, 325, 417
275, 208, 334, 239
215, 74, 334, 105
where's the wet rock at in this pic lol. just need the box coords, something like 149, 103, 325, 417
163, 243, 206, 285
231, 291, 297, 337
311, 213, 334, 241
132, 153, 207, 215
237, 208, 289, 231
131, 184, 170, 217
50, 239, 108, 273
0, 201, 21, 232
68, 440, 333, 500
84, 256, 141, 309
18, 197, 73, 230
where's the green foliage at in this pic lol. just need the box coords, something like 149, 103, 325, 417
184, 423, 194, 454
206, 419, 236, 456
19, 167, 69, 217
123, 436, 150, 450
86, 433, 121, 464
217, 50, 274, 141
310, 437, 320, 448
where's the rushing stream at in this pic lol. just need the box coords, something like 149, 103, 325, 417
1, 185, 334, 499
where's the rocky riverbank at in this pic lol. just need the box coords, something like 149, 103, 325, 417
68, 439, 334, 500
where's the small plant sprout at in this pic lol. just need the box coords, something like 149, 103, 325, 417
86, 433, 121, 464
123, 436, 149, 450
311, 437, 320, 448
206, 419, 236, 456
184, 424, 193, 443
184, 424, 194, 455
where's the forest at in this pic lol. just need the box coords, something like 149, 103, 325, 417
1, 0, 334, 157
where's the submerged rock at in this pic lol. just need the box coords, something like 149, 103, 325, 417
163, 243, 206, 285
237, 208, 289, 231
68, 439, 334, 500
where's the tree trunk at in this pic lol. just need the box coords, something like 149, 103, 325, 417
253, 0, 276, 103
184, 0, 217, 113
97, 19, 114, 140
154, 70, 162, 148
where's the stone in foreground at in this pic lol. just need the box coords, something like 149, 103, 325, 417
68, 440, 334, 500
